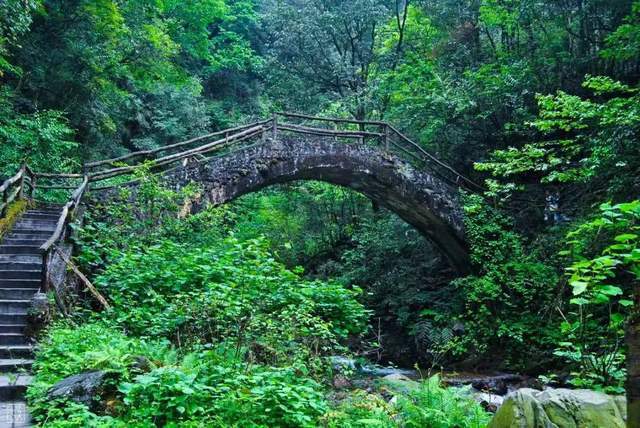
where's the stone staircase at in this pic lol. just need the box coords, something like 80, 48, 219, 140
0, 205, 61, 427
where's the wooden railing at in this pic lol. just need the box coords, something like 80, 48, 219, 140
274, 112, 485, 193
40, 175, 89, 294
78, 113, 483, 194
0, 165, 36, 217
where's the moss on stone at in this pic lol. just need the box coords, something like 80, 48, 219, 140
0, 199, 29, 240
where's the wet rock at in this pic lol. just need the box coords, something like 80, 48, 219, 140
26, 292, 50, 337
48, 371, 110, 410
474, 391, 505, 413
328, 356, 418, 379
489, 388, 626, 428
332, 374, 352, 390
443, 373, 525, 395
379, 373, 419, 395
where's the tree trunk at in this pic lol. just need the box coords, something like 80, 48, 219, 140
628, 288, 640, 428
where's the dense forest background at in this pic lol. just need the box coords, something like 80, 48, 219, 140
1, 0, 640, 425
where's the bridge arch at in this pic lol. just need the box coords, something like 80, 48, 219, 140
166, 134, 470, 272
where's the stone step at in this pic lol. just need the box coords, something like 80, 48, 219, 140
0, 359, 32, 371
0, 375, 33, 401
0, 255, 41, 264
0, 280, 40, 290
0, 335, 28, 347
0, 302, 30, 316
12, 220, 57, 230
0, 290, 36, 300
28, 208, 62, 212
0, 347, 32, 359
1, 239, 46, 246
21, 212, 60, 221
35, 203, 64, 210
10, 225, 55, 234
0, 272, 40, 281
0, 246, 41, 256
0, 326, 26, 335
0, 400, 32, 427
0, 316, 28, 328
0, 262, 40, 272
4, 231, 53, 240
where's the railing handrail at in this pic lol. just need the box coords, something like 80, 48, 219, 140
40, 175, 89, 253
0, 169, 24, 193
0, 164, 38, 216
75, 113, 484, 195
276, 111, 386, 127
84, 119, 272, 170
89, 125, 266, 181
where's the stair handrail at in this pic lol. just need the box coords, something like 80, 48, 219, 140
0, 164, 37, 216
79, 112, 484, 196
88, 124, 268, 182
275, 112, 485, 194
84, 119, 272, 172
40, 175, 89, 292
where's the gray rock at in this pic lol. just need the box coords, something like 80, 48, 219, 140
379, 373, 420, 394
474, 391, 505, 413
443, 373, 525, 395
489, 387, 626, 428
48, 371, 109, 408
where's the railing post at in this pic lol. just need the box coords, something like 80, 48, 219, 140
28, 171, 36, 200
18, 164, 26, 200
1, 188, 7, 217
384, 124, 390, 152
41, 251, 49, 293
272, 113, 278, 141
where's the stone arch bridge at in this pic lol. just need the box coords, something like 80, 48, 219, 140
166, 133, 470, 271
75, 113, 481, 272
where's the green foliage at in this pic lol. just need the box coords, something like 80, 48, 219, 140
0, 90, 77, 176
2, 0, 259, 159
324, 376, 490, 428
0, 0, 41, 75
395, 376, 491, 428
552, 200, 640, 392
77, 166, 205, 270
450, 195, 560, 368
602, 1, 640, 61
119, 363, 327, 427
28, 320, 328, 427
475, 75, 640, 198
95, 235, 368, 365
27, 321, 172, 425
231, 182, 369, 267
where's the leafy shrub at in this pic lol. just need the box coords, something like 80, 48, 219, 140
324, 376, 490, 428
396, 376, 490, 428
448, 195, 561, 369
322, 390, 397, 427
551, 200, 640, 392
27, 321, 173, 425
94, 236, 368, 368
0, 89, 78, 177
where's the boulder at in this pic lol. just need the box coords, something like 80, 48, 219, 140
474, 391, 505, 413
443, 373, 525, 395
489, 388, 626, 428
48, 371, 110, 409
379, 373, 420, 395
